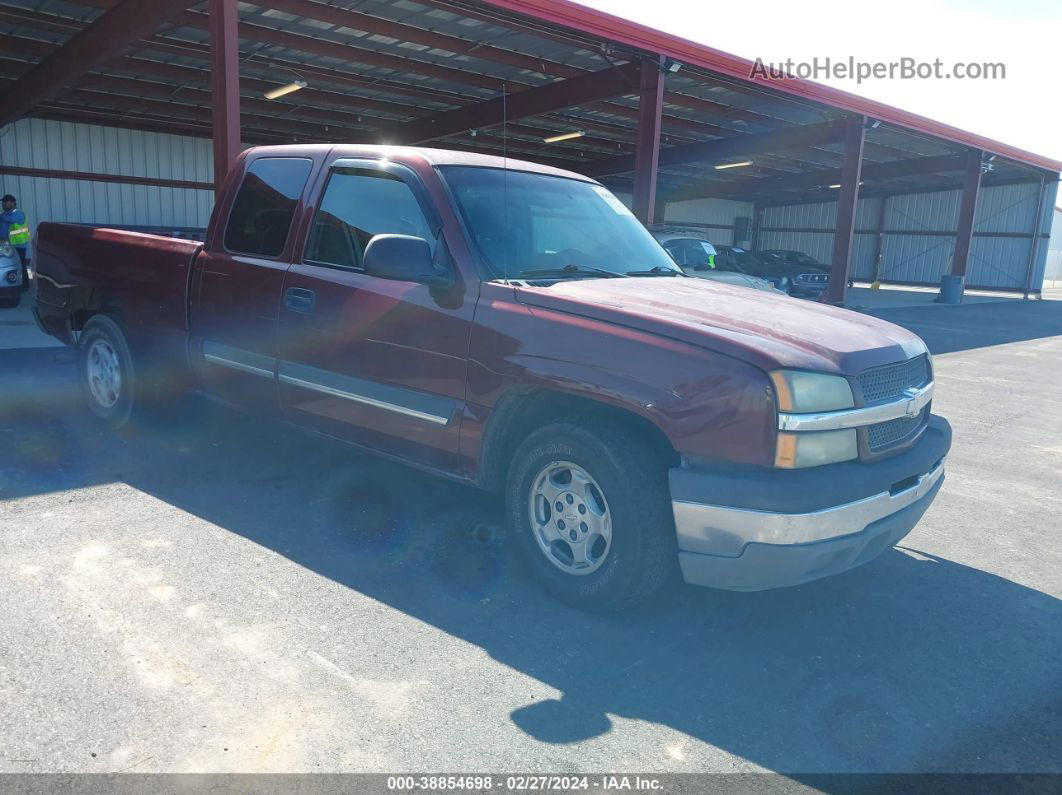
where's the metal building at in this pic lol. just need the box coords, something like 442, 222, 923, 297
1, 0, 1059, 301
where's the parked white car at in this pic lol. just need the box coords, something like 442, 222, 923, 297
0, 242, 23, 308
650, 227, 784, 294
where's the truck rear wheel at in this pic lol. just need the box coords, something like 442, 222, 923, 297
506, 418, 677, 611
78, 315, 136, 428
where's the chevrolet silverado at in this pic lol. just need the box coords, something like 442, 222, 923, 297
33, 145, 950, 610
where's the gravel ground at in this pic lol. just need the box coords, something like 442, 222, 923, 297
0, 299, 1059, 774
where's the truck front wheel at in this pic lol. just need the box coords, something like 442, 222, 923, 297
78, 315, 136, 428
506, 418, 677, 611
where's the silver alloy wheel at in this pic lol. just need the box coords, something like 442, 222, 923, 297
528, 460, 612, 576
86, 338, 122, 409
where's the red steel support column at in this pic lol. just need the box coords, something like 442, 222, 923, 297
210, 0, 241, 193
950, 148, 984, 278
870, 195, 888, 287
632, 57, 665, 225
1022, 174, 1048, 299
826, 115, 866, 304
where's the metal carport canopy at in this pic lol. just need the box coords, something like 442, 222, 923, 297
0, 0, 1058, 301
485, 0, 1062, 173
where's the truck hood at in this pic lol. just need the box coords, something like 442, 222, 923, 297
513, 277, 927, 375
686, 269, 780, 292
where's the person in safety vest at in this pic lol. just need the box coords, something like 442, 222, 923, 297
1, 194, 30, 291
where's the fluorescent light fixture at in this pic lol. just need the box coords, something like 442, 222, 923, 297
543, 130, 585, 144
829, 181, 865, 189
264, 80, 307, 99
714, 160, 753, 170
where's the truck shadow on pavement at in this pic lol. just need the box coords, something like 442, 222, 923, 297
2, 350, 1060, 774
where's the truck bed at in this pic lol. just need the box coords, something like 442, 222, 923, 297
34, 223, 202, 347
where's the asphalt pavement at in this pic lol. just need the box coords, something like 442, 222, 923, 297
0, 298, 1060, 774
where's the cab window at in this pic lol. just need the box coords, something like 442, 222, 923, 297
224, 158, 313, 257
305, 167, 435, 270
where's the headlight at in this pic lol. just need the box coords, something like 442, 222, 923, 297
770, 370, 858, 468
775, 429, 858, 468
0, 242, 12, 258
769, 370, 854, 413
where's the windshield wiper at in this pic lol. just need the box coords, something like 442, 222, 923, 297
516, 264, 628, 279
625, 266, 685, 277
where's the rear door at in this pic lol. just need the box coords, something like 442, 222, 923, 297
277, 157, 476, 473
190, 155, 315, 412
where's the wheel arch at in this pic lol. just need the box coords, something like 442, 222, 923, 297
68, 286, 126, 337
477, 387, 679, 492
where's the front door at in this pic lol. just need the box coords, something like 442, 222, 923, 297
191, 156, 315, 412
277, 158, 476, 473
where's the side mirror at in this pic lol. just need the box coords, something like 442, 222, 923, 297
362, 234, 451, 286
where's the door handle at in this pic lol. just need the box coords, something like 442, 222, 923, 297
284, 287, 316, 314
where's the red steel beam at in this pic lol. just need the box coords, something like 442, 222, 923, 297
826, 116, 866, 304
390, 61, 641, 144
210, 0, 242, 192
950, 149, 984, 279
663, 152, 966, 203
585, 119, 847, 177
0, 164, 214, 192
631, 57, 665, 224
43, 88, 358, 142
0, 0, 190, 127
263, 0, 583, 79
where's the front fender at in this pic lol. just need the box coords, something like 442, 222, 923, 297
466, 286, 777, 468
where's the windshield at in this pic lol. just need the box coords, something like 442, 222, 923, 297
784, 251, 823, 266
441, 166, 680, 278
733, 250, 766, 268
716, 248, 766, 274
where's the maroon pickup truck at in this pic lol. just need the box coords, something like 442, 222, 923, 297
33, 145, 950, 610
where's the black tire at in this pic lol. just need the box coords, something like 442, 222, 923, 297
0, 289, 19, 309
78, 315, 136, 428
506, 417, 677, 611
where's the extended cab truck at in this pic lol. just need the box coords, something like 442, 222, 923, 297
34, 145, 951, 611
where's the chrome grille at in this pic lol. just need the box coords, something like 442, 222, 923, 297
858, 355, 930, 404
868, 408, 927, 450
798, 272, 828, 284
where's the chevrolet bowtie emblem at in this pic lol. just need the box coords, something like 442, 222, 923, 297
902, 387, 921, 417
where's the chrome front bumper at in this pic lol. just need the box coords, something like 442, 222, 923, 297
672, 459, 946, 591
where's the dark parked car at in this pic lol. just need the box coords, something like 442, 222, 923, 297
711, 246, 794, 292
758, 249, 833, 298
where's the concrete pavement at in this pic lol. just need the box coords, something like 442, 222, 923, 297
0, 299, 1060, 774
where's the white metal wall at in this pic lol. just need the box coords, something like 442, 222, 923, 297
0, 118, 215, 236
662, 197, 755, 245
758, 182, 1057, 291
5, 118, 1056, 291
